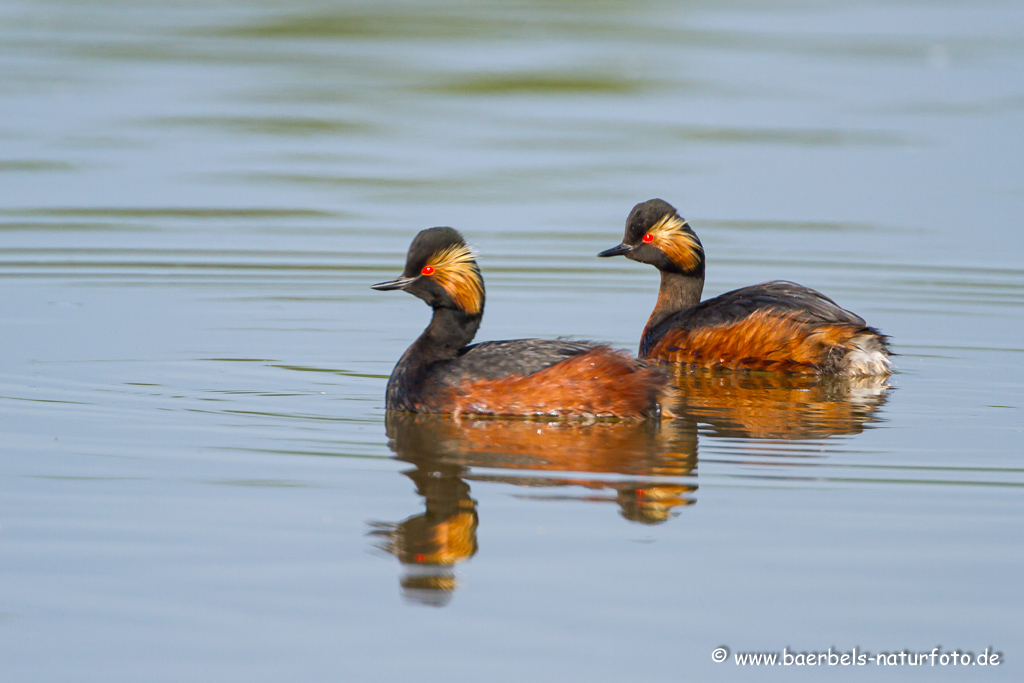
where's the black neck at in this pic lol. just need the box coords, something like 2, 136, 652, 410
386, 305, 482, 411
413, 306, 482, 363
643, 269, 704, 338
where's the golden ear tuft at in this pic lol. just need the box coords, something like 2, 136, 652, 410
426, 243, 484, 314
648, 214, 703, 271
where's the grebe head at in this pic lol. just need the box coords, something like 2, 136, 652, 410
598, 199, 704, 276
372, 227, 485, 315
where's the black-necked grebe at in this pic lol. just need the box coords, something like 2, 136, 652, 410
374, 227, 670, 418
598, 199, 892, 375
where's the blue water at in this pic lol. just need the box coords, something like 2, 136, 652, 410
2, 1, 1022, 680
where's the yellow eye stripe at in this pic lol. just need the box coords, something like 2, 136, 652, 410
647, 214, 703, 271
425, 243, 484, 314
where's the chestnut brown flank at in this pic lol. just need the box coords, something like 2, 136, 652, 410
441, 347, 669, 418
646, 309, 864, 373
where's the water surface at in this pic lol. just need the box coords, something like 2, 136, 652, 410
2, 0, 1023, 681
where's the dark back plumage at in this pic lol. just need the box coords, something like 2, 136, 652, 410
657, 280, 866, 332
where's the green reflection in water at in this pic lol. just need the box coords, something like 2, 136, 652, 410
0, 160, 76, 172
662, 125, 915, 147
216, 12, 538, 40
154, 116, 374, 136
2, 207, 335, 219
271, 364, 389, 379
424, 72, 640, 95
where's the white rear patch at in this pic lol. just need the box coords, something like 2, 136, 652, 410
840, 334, 894, 376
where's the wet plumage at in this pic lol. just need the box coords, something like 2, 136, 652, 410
599, 199, 892, 376
374, 227, 670, 419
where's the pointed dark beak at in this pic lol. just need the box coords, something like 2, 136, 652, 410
371, 275, 417, 291
597, 243, 632, 258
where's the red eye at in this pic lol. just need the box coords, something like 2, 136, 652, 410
642, 234, 654, 243
420, 265, 435, 276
